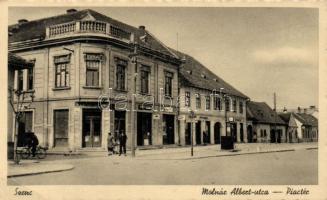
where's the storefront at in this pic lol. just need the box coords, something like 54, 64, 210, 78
82, 109, 102, 148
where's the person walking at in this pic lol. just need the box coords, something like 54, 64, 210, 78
28, 132, 39, 157
118, 131, 127, 156
107, 132, 115, 156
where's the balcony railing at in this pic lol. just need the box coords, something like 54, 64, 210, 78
47, 20, 132, 42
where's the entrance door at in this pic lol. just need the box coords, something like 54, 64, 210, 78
163, 114, 175, 145
185, 122, 191, 145
114, 111, 126, 139
82, 109, 102, 148
247, 125, 253, 143
214, 122, 221, 144
204, 121, 211, 144
54, 110, 69, 147
17, 111, 33, 147
195, 121, 201, 145
137, 112, 152, 146
240, 123, 244, 142
270, 129, 276, 143
230, 123, 237, 142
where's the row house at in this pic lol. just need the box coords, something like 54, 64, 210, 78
8, 9, 180, 151
246, 101, 287, 143
279, 112, 318, 143
173, 51, 249, 145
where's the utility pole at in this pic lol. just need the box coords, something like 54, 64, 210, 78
130, 42, 139, 157
189, 110, 195, 156
274, 92, 277, 144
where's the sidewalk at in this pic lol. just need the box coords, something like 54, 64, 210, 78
134, 142, 318, 160
7, 160, 74, 178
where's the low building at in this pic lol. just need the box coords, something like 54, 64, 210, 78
173, 51, 249, 145
246, 101, 287, 143
279, 112, 318, 143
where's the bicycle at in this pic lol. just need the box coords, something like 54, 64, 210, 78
19, 145, 48, 159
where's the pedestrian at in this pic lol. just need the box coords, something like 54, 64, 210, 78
107, 132, 115, 156
119, 131, 127, 156
28, 132, 39, 157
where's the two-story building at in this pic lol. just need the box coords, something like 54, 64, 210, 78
172, 51, 249, 145
8, 9, 180, 151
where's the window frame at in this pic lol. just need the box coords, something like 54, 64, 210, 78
54, 55, 71, 89
164, 71, 173, 97
185, 91, 191, 107
84, 53, 103, 87
195, 93, 201, 109
115, 57, 128, 91
205, 95, 211, 110
140, 65, 150, 94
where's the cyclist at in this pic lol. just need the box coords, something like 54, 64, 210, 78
26, 132, 39, 157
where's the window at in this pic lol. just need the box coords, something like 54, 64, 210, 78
185, 91, 190, 107
205, 96, 211, 110
27, 68, 34, 90
17, 70, 24, 91
239, 101, 243, 114
164, 72, 173, 97
85, 54, 102, 87
214, 95, 222, 110
115, 58, 128, 91
196, 93, 201, 109
225, 98, 230, 112
232, 99, 237, 112
140, 65, 150, 94
54, 55, 70, 88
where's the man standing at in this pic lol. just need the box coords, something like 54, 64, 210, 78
119, 131, 127, 156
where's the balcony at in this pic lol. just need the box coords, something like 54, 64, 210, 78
46, 20, 133, 43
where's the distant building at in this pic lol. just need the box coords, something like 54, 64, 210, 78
246, 101, 287, 143
279, 112, 318, 143
279, 106, 318, 119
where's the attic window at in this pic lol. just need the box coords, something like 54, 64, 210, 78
201, 74, 207, 79
213, 78, 218, 82
186, 70, 192, 75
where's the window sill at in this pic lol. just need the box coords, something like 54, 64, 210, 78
52, 87, 71, 91
83, 86, 102, 89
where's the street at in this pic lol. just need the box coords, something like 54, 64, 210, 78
8, 149, 317, 185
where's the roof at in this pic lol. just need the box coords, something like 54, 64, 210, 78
8, 52, 34, 69
293, 113, 318, 127
278, 113, 298, 128
8, 9, 177, 59
247, 101, 286, 125
170, 49, 248, 99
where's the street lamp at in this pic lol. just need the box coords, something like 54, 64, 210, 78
189, 109, 196, 156
129, 41, 139, 157
8, 88, 35, 164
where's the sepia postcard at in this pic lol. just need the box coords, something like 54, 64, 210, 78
0, 0, 326, 199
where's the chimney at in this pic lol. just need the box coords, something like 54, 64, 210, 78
18, 19, 28, 24
297, 106, 301, 113
283, 107, 287, 113
67, 9, 77, 14
304, 108, 307, 114
139, 25, 145, 30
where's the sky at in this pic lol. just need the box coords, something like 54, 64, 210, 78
8, 7, 319, 109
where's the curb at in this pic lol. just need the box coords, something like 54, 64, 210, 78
7, 164, 75, 178
137, 148, 302, 160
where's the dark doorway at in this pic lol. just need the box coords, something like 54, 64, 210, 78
247, 125, 253, 143
230, 123, 237, 142
240, 123, 244, 142
195, 121, 201, 145
82, 109, 102, 148
214, 122, 221, 144
185, 122, 191, 145
163, 114, 175, 145
114, 110, 126, 140
54, 110, 69, 147
270, 129, 281, 143
17, 111, 33, 147
137, 112, 152, 146
204, 121, 211, 144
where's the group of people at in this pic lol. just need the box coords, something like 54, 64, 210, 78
107, 131, 127, 156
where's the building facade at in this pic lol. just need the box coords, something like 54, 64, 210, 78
246, 101, 287, 143
174, 52, 249, 145
8, 9, 181, 151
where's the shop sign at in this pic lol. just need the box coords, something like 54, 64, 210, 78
178, 115, 186, 120
228, 117, 234, 122
153, 114, 160, 120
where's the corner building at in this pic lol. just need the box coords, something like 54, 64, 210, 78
8, 9, 180, 151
